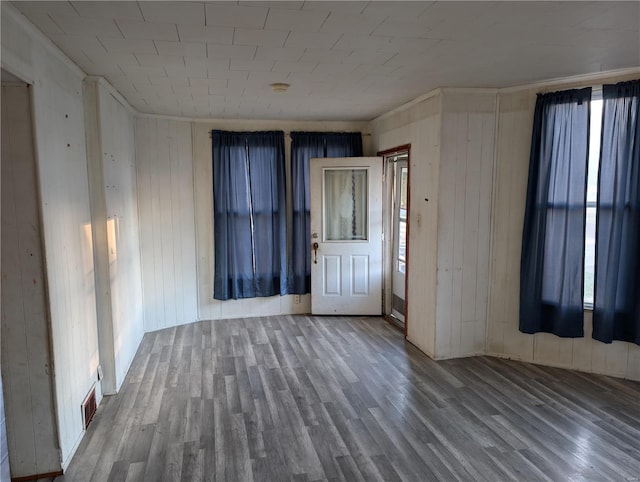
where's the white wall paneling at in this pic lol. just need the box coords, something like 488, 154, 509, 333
135, 117, 198, 332
371, 90, 496, 360
84, 78, 144, 394
435, 91, 496, 359
1, 83, 60, 478
487, 72, 640, 381
2, 3, 102, 469
370, 93, 442, 358
190, 119, 369, 322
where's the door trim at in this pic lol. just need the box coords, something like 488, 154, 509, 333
378, 145, 411, 338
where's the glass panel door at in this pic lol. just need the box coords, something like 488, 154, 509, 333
391, 159, 408, 323
323, 168, 368, 241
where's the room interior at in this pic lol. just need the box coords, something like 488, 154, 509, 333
1, 1, 639, 480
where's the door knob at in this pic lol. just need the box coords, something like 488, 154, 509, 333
312, 242, 319, 264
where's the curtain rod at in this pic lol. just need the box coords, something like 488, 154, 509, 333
209, 131, 371, 139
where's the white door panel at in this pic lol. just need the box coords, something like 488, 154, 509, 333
310, 157, 382, 315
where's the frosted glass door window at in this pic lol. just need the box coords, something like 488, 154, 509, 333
324, 168, 368, 241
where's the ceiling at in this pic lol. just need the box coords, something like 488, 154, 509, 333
12, 1, 640, 121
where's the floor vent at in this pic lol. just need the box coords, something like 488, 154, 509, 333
81, 386, 97, 430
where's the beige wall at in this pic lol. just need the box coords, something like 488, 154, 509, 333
370, 90, 497, 360
135, 117, 198, 333
1, 83, 60, 477
2, 3, 102, 469
370, 93, 442, 357
487, 71, 640, 381
135, 117, 370, 330
435, 91, 496, 359
85, 79, 144, 394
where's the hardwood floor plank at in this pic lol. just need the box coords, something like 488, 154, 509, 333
54, 315, 640, 482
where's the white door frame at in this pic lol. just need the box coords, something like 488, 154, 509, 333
379, 145, 411, 336
310, 157, 383, 315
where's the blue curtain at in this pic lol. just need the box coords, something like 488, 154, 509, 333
520, 88, 591, 337
593, 80, 640, 345
288, 132, 363, 294
212, 130, 287, 300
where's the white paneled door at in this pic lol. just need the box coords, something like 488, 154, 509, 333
310, 157, 383, 315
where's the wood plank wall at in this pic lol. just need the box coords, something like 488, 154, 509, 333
487, 74, 640, 381
3, 4, 103, 469
29, 42, 102, 469
435, 91, 496, 359
1, 84, 60, 477
135, 118, 198, 333
97, 84, 145, 390
370, 94, 442, 358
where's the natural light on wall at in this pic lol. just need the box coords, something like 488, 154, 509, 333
584, 93, 602, 308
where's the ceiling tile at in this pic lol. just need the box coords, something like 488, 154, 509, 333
272, 61, 317, 74
71, 1, 143, 20
188, 78, 228, 90
229, 59, 275, 72
90, 52, 141, 68
255, 46, 304, 61
342, 49, 397, 66
233, 28, 288, 48
13, 1, 79, 17
208, 85, 245, 96
264, 8, 329, 32
371, 19, 433, 39
320, 13, 385, 35
136, 54, 185, 68
207, 70, 248, 81
11, 0, 640, 121
177, 24, 233, 44
134, 84, 175, 96
300, 49, 351, 63
118, 64, 168, 78
165, 64, 207, 78
363, 1, 433, 20
204, 4, 269, 29
50, 14, 122, 38
155, 41, 206, 57
116, 19, 179, 41
301, 2, 368, 15
172, 84, 209, 97
139, 1, 206, 26
99, 37, 158, 55
184, 57, 230, 71
150, 76, 190, 87
207, 44, 256, 60
312, 63, 359, 76
48, 34, 107, 59
332, 33, 394, 51
239, 2, 304, 10
284, 31, 340, 49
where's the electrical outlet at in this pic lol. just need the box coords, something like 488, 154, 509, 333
294, 295, 301, 304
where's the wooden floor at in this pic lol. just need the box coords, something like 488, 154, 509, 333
57, 315, 640, 481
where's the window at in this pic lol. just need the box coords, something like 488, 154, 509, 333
519, 87, 591, 337
583, 90, 602, 308
212, 130, 287, 300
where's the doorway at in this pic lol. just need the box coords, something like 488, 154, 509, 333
380, 146, 410, 335
309, 157, 383, 315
